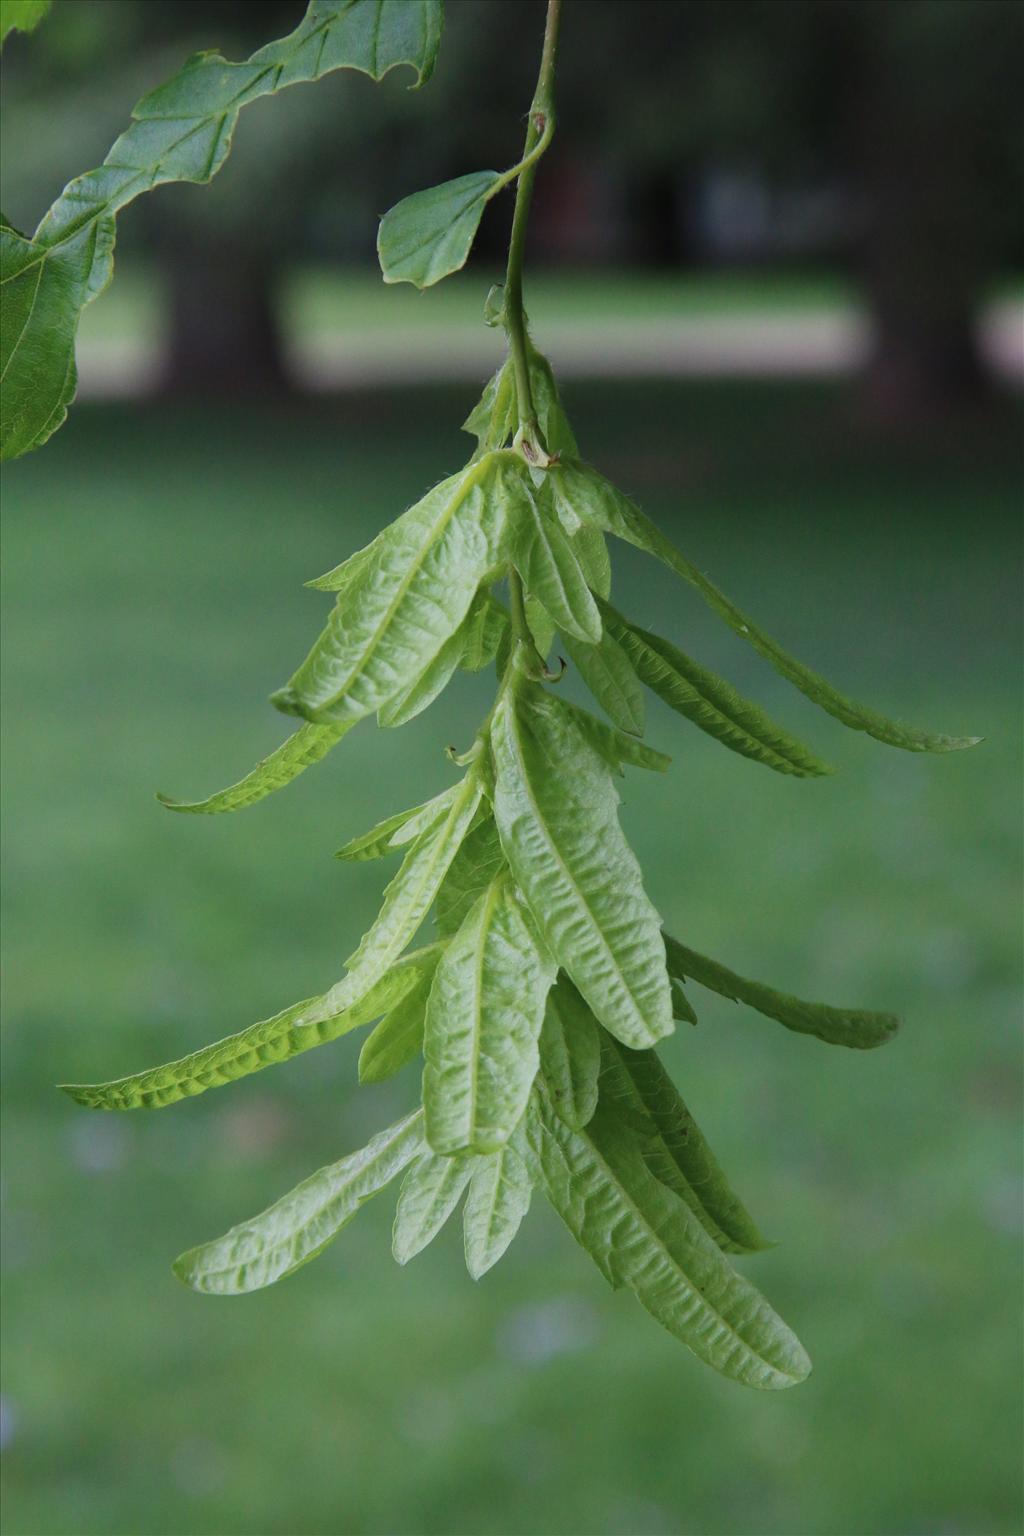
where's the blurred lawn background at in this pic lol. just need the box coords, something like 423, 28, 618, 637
2, 2, 1023, 1534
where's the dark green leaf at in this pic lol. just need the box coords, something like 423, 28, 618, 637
1, 0, 444, 461
553, 462, 980, 755
378, 170, 503, 288
664, 934, 899, 1049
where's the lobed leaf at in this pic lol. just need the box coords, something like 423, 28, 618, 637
601, 603, 830, 777
563, 628, 645, 736
664, 934, 899, 1049
392, 1150, 475, 1263
490, 679, 674, 1049
511, 483, 602, 644
423, 874, 556, 1155
174, 1110, 425, 1295
531, 1087, 810, 1389
322, 771, 484, 1015
538, 975, 602, 1130
379, 170, 503, 289
601, 1035, 769, 1255
158, 721, 353, 815
1, 0, 444, 461
273, 453, 516, 724
357, 945, 443, 1084
552, 461, 980, 755
463, 1142, 534, 1279
60, 946, 437, 1112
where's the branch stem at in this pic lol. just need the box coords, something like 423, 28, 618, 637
503, 0, 562, 457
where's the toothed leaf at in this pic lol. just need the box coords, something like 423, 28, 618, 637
1, 0, 444, 461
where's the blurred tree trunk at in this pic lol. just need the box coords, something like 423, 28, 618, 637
161, 247, 290, 397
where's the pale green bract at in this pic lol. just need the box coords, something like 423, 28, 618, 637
50, 0, 965, 1385
423, 874, 556, 1154
0, 0, 444, 462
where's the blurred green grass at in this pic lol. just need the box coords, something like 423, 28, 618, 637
2, 380, 1021, 1536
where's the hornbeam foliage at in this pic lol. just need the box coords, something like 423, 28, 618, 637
31, 0, 978, 1390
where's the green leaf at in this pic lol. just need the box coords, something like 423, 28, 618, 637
392, 1149, 475, 1263
601, 1034, 769, 1255
664, 935, 899, 1050
511, 482, 602, 644
531, 1087, 810, 1389
1, 0, 50, 46
538, 975, 601, 1130
322, 771, 484, 1015
563, 628, 645, 736
601, 603, 830, 777
357, 947, 442, 1084
1, 0, 444, 462
461, 341, 577, 458
572, 523, 612, 600
670, 976, 698, 1025
561, 699, 669, 775
553, 462, 980, 755
273, 453, 515, 723
423, 874, 556, 1155
463, 1142, 534, 1279
174, 1110, 424, 1296
377, 624, 467, 728
490, 680, 673, 1049
60, 946, 438, 1112
335, 784, 459, 862
434, 815, 505, 937
378, 170, 504, 289
157, 721, 353, 815
459, 593, 509, 672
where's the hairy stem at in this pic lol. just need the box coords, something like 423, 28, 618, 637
504, 0, 561, 458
